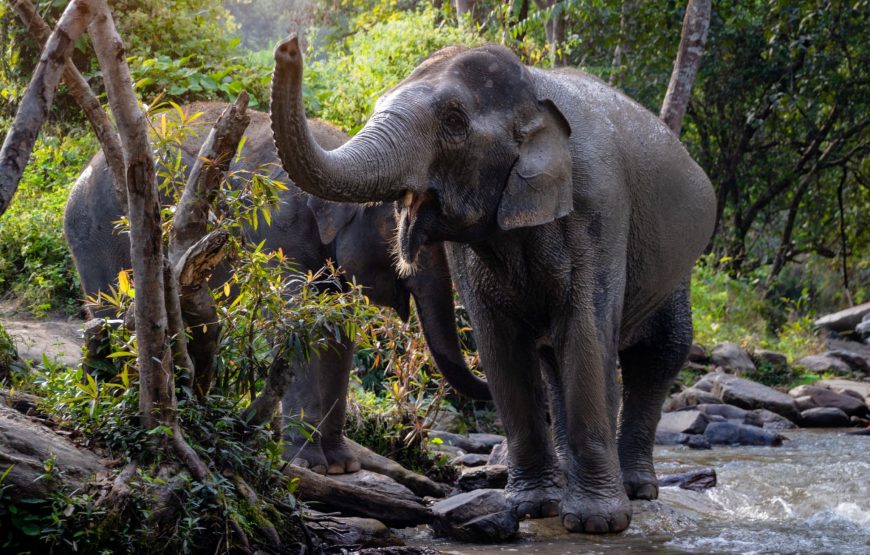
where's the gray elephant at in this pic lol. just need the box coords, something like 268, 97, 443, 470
270, 38, 716, 532
63, 102, 489, 475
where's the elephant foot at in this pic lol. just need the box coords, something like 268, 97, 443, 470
561, 488, 632, 534
622, 468, 659, 500
506, 471, 562, 519
284, 440, 328, 475
322, 436, 361, 475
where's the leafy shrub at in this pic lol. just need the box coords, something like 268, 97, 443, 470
0, 129, 97, 315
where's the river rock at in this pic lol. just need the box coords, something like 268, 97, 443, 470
746, 408, 797, 430
450, 453, 489, 467
487, 439, 509, 466
468, 433, 506, 450
654, 432, 711, 449
687, 344, 709, 364
331, 469, 422, 505
827, 350, 870, 374
305, 512, 404, 548
814, 301, 870, 333
800, 407, 851, 427
839, 389, 867, 402
703, 421, 785, 446
430, 431, 488, 454
818, 378, 870, 400
788, 385, 869, 417
458, 465, 509, 492
657, 409, 709, 434
663, 387, 722, 411
712, 343, 756, 374
430, 489, 518, 543
850, 415, 870, 427
694, 403, 747, 421
658, 467, 717, 491
710, 374, 800, 422
795, 354, 852, 375
857, 316, 870, 340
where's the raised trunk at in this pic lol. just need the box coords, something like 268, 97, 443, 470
410, 245, 490, 401
270, 35, 415, 204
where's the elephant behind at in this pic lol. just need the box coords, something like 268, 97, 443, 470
63, 102, 489, 474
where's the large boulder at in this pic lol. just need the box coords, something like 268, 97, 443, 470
457, 465, 508, 492
663, 387, 722, 412
799, 407, 851, 427
795, 354, 852, 375
703, 421, 785, 446
788, 385, 870, 417
711, 343, 756, 374
814, 301, 870, 333
827, 350, 870, 374
657, 410, 709, 435
430, 489, 518, 543
745, 408, 797, 430
710, 374, 801, 422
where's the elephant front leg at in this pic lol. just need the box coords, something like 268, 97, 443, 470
555, 311, 632, 534
314, 333, 361, 474
474, 310, 562, 518
282, 356, 328, 474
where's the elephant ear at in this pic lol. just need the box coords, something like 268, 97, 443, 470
306, 196, 358, 245
497, 99, 573, 230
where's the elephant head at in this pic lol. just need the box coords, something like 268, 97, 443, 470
270, 36, 573, 274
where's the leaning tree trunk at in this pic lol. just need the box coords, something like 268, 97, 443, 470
660, 0, 712, 135
0, 0, 95, 217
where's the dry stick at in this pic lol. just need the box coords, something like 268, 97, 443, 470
9, 0, 127, 208
0, 0, 95, 217
163, 259, 196, 390
168, 94, 250, 399
660, 0, 712, 135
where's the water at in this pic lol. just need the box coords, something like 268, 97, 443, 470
406, 430, 870, 554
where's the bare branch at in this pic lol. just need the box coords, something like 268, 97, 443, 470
0, 0, 95, 217
9, 0, 127, 208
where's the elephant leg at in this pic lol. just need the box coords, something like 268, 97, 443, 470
474, 309, 561, 519
618, 281, 693, 500
556, 305, 632, 534
314, 333, 360, 474
282, 355, 328, 474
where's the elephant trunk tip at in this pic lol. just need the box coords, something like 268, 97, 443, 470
274, 34, 302, 68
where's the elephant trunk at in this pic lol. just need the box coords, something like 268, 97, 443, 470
411, 245, 490, 401
271, 35, 416, 203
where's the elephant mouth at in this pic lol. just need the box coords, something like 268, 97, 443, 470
396, 190, 438, 276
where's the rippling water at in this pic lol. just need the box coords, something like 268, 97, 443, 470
407, 430, 870, 554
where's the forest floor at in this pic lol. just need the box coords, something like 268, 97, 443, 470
0, 300, 83, 367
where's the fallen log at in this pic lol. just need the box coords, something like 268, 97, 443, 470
283, 464, 434, 528
346, 438, 451, 498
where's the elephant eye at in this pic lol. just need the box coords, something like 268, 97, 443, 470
441, 109, 468, 141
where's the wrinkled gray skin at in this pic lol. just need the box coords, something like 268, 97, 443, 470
271, 39, 716, 532
63, 103, 489, 475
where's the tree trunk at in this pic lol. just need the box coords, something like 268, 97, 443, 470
533, 0, 567, 66
660, 0, 712, 135
0, 0, 95, 218
610, 1, 639, 86
10, 0, 127, 209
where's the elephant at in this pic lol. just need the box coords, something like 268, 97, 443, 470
270, 37, 716, 532
63, 102, 489, 475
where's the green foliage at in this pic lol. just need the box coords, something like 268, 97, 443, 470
305, 8, 484, 133
0, 129, 97, 315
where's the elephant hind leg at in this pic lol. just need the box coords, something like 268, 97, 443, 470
282, 357, 329, 475
618, 281, 693, 500
315, 334, 361, 474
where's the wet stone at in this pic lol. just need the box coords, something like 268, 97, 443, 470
746, 408, 797, 430
457, 465, 508, 492
450, 453, 489, 467
789, 385, 869, 417
468, 433, 506, 450
430, 431, 488, 454
710, 374, 800, 422
657, 409, 710, 435
664, 387, 722, 411
430, 489, 518, 543
703, 421, 785, 446
800, 407, 851, 427
658, 467, 717, 491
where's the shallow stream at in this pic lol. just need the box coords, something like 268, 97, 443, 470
407, 429, 870, 554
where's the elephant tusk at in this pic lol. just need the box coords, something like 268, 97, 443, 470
403, 190, 414, 208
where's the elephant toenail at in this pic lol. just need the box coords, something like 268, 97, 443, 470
562, 513, 583, 532
611, 511, 632, 532
583, 515, 609, 534
542, 499, 561, 517
637, 483, 658, 500
515, 502, 536, 518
